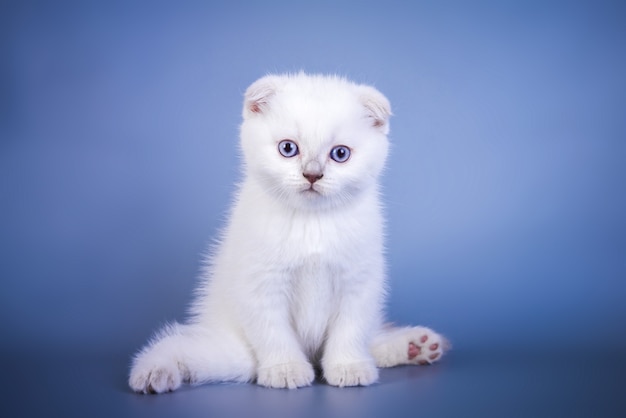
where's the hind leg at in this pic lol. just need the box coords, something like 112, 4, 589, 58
370, 325, 449, 368
129, 322, 255, 394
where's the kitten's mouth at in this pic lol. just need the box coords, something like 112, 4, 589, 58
302, 185, 321, 195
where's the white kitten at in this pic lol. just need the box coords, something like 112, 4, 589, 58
129, 73, 447, 393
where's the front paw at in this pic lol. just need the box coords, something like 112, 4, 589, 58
256, 361, 315, 389
324, 360, 379, 387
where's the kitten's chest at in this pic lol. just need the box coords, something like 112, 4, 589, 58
278, 213, 356, 267
238, 192, 382, 275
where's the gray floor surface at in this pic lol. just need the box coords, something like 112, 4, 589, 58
2, 345, 624, 418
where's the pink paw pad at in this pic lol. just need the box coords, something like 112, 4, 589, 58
407, 333, 445, 365
408, 343, 421, 359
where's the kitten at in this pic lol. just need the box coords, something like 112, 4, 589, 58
129, 73, 447, 393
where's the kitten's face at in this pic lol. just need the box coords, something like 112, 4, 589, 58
240, 74, 391, 210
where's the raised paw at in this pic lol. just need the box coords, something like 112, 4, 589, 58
371, 325, 449, 368
324, 361, 379, 387
256, 361, 315, 389
406, 328, 448, 365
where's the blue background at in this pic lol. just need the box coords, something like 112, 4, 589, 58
1, 0, 625, 417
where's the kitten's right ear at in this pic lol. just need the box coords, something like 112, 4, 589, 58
243, 75, 281, 119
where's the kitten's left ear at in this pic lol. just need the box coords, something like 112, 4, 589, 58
243, 75, 282, 119
358, 85, 392, 134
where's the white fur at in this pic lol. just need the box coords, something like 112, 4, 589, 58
129, 73, 447, 393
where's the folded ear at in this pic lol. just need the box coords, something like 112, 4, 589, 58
242, 75, 282, 119
358, 85, 392, 134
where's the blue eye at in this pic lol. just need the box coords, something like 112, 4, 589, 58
330, 145, 351, 163
278, 140, 299, 158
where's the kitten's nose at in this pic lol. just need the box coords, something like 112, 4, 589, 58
303, 161, 323, 184
303, 171, 324, 184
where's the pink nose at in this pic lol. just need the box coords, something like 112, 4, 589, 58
303, 172, 323, 184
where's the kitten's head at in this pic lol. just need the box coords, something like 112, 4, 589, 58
240, 73, 391, 211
